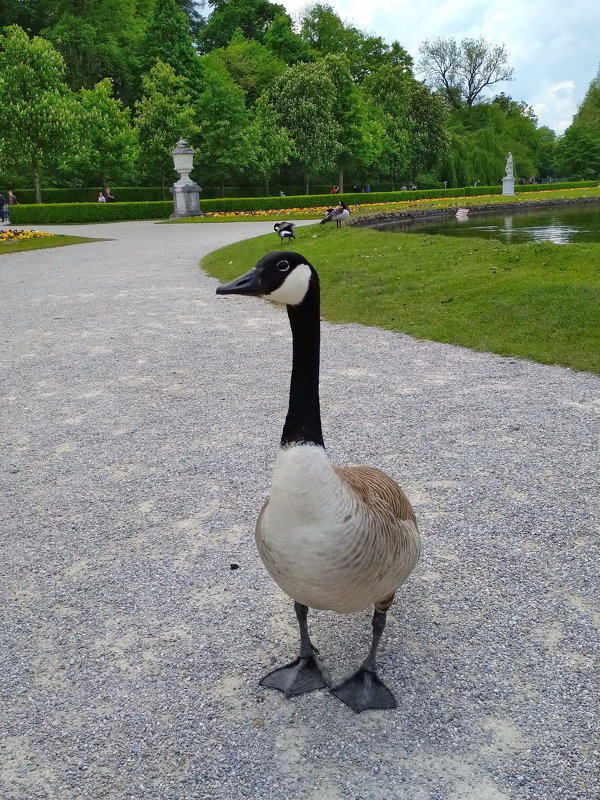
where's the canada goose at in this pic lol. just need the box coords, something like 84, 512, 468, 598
216, 252, 420, 712
274, 221, 296, 242
320, 201, 350, 228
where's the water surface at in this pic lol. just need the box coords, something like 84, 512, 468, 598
373, 204, 600, 244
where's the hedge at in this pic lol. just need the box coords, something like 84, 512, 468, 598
8, 181, 599, 224
9, 201, 172, 224
5, 180, 596, 207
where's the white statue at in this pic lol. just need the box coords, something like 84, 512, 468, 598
505, 152, 514, 179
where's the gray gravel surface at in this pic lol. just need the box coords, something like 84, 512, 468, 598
1, 219, 598, 800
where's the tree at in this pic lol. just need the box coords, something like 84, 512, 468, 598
0, 0, 66, 35
405, 81, 448, 183
362, 67, 412, 189
76, 78, 138, 186
321, 54, 381, 191
263, 12, 315, 65
246, 91, 293, 194
40, 0, 154, 103
143, 0, 200, 80
299, 3, 412, 82
555, 127, 600, 180
571, 65, 600, 130
270, 60, 340, 194
418, 36, 514, 109
134, 61, 198, 193
0, 26, 79, 201
198, 0, 288, 52
211, 29, 286, 104
192, 56, 254, 194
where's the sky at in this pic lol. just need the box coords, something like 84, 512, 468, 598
280, 0, 600, 134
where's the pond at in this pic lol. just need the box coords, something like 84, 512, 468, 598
373, 203, 600, 245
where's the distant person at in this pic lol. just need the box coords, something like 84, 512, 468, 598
104, 187, 115, 202
278, 190, 285, 197
364, 184, 371, 193
8, 190, 18, 206
98, 191, 106, 203
0, 193, 5, 223
330, 185, 339, 194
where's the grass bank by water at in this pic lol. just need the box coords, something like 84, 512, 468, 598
202, 221, 600, 374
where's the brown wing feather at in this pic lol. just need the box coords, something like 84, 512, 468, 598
333, 465, 417, 525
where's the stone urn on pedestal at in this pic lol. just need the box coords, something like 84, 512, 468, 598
170, 139, 203, 218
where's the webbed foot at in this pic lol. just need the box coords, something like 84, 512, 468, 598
260, 655, 331, 697
331, 667, 396, 713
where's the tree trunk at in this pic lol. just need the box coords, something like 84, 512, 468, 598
33, 163, 41, 204
220, 179, 225, 198
338, 170, 344, 194
265, 178, 270, 196
304, 171, 309, 195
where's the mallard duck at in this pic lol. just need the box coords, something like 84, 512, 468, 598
216, 252, 420, 712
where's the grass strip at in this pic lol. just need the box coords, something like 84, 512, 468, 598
0, 235, 103, 255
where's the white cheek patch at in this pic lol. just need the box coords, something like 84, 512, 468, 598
268, 263, 311, 306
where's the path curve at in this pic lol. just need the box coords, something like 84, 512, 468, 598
1, 219, 598, 800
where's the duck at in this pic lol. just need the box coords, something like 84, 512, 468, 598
274, 221, 296, 242
320, 201, 351, 228
216, 252, 420, 712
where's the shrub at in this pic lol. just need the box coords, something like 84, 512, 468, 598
9, 201, 172, 224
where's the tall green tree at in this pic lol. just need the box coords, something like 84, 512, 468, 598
211, 29, 286, 104
0, 25, 79, 201
555, 127, 600, 180
299, 3, 412, 82
246, 91, 293, 194
192, 55, 254, 194
143, 0, 200, 80
571, 65, 600, 129
199, 0, 288, 52
321, 54, 381, 191
271, 60, 340, 194
263, 11, 315, 65
75, 78, 138, 186
134, 60, 198, 193
363, 67, 412, 188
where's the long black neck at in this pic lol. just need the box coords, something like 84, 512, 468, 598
281, 274, 324, 448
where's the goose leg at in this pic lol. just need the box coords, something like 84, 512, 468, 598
331, 610, 396, 713
260, 602, 331, 697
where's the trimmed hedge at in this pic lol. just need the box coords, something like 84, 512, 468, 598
4, 186, 166, 204
9, 201, 172, 224
8, 181, 599, 224
5, 180, 596, 208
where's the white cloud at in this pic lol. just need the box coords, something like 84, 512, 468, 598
530, 81, 578, 135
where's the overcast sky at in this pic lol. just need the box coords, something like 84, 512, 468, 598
280, 0, 599, 134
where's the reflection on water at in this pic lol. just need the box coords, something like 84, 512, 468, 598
373, 204, 600, 244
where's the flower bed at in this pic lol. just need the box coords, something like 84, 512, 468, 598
0, 229, 56, 243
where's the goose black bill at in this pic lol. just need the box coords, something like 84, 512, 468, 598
216, 268, 263, 296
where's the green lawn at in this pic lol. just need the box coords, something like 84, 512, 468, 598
0, 235, 102, 254
202, 220, 600, 374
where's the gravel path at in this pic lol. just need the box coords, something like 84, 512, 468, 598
1, 219, 598, 800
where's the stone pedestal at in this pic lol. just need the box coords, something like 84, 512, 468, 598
502, 176, 515, 196
170, 176, 203, 218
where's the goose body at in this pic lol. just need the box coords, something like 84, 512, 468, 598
320, 201, 350, 227
258, 447, 418, 613
216, 251, 420, 712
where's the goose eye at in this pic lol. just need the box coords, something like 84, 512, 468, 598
277, 260, 290, 272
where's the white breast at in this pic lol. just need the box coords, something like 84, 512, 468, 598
255, 444, 419, 613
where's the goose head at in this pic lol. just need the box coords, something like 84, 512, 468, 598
216, 251, 316, 307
